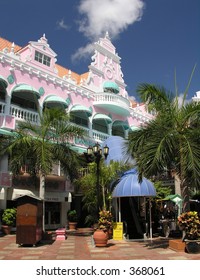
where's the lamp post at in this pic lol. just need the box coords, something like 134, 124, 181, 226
85, 143, 109, 216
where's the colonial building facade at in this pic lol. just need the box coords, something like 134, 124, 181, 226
0, 32, 153, 229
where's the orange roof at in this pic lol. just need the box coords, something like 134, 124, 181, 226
130, 100, 138, 108
0, 37, 89, 84
56, 64, 89, 83
0, 37, 21, 52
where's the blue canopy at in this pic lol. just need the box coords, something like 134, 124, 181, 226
112, 169, 156, 197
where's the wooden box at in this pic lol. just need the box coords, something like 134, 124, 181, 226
16, 195, 43, 246
169, 239, 185, 252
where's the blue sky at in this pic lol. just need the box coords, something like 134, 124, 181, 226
0, 0, 199, 101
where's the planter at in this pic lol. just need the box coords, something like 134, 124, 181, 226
93, 229, 108, 247
185, 240, 200, 254
108, 228, 113, 239
68, 222, 77, 230
1, 225, 12, 235
169, 239, 185, 252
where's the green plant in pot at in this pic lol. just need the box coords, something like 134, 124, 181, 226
177, 211, 200, 253
93, 210, 113, 247
1, 208, 17, 234
67, 210, 78, 230
98, 209, 113, 232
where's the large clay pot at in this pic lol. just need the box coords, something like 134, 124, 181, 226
68, 222, 77, 230
1, 225, 12, 235
93, 229, 108, 247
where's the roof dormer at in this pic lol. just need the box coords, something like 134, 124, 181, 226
17, 34, 57, 73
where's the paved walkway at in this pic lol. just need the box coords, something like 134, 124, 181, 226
0, 229, 200, 260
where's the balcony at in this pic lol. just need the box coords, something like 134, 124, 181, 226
10, 104, 39, 124
93, 92, 130, 116
0, 101, 5, 114
92, 129, 110, 142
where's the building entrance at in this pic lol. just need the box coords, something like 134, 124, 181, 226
45, 202, 61, 230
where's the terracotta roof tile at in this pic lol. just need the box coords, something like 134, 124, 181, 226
130, 100, 139, 108
0, 37, 21, 52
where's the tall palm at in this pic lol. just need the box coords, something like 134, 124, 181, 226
5, 108, 85, 230
128, 71, 200, 212
74, 161, 130, 225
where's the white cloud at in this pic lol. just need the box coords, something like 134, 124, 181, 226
78, 0, 145, 40
176, 93, 191, 107
72, 0, 145, 61
56, 19, 70, 30
129, 95, 136, 101
71, 43, 94, 62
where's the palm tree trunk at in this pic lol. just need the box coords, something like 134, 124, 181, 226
179, 143, 190, 212
39, 172, 45, 232
174, 173, 181, 196
180, 179, 190, 213
102, 184, 106, 210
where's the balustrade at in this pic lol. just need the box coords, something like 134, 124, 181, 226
93, 92, 130, 108
10, 105, 39, 124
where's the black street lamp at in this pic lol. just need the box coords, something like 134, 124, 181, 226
85, 143, 109, 215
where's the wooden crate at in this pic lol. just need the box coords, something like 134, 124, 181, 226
169, 239, 185, 252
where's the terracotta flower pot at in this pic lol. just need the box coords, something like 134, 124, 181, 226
68, 222, 77, 230
93, 229, 108, 247
1, 225, 12, 235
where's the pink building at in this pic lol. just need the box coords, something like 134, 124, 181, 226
0, 33, 153, 229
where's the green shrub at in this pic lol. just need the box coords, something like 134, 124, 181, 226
2, 208, 17, 226
67, 210, 78, 222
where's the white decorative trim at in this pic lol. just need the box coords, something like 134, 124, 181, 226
94, 43, 120, 63
0, 51, 92, 99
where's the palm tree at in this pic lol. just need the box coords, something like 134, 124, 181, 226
5, 108, 85, 231
74, 161, 130, 226
127, 70, 200, 212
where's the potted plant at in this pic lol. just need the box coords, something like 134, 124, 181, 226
1, 208, 17, 235
177, 211, 200, 253
67, 210, 78, 230
93, 210, 113, 247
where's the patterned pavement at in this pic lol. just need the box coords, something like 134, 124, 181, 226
0, 229, 200, 260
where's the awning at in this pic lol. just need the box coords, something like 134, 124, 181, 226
163, 194, 182, 203
70, 105, 92, 117
13, 84, 40, 98
14, 194, 42, 201
0, 128, 13, 136
44, 95, 68, 108
93, 113, 112, 124
112, 169, 156, 197
130, 125, 140, 131
113, 120, 129, 130
70, 145, 87, 153
103, 81, 119, 94
7, 188, 35, 200
7, 188, 68, 202
0, 75, 8, 88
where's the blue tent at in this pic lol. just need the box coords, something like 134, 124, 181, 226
112, 169, 156, 198
112, 169, 156, 239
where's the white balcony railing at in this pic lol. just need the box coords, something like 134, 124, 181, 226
93, 92, 130, 115
2, 104, 110, 146
10, 104, 39, 124
0, 101, 6, 114
92, 130, 110, 142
